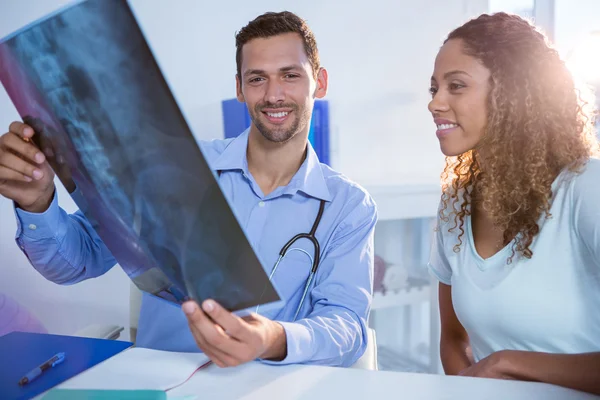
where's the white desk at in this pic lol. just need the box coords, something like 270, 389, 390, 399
55, 348, 598, 400
170, 363, 596, 400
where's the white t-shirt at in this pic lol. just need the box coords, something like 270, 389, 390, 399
428, 158, 600, 362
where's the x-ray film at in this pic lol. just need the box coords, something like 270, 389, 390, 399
0, 0, 282, 312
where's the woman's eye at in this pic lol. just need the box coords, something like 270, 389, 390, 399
449, 83, 465, 91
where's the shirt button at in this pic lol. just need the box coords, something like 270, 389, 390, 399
28, 224, 37, 230
258, 201, 265, 207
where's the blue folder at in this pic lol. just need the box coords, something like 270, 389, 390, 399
0, 332, 132, 400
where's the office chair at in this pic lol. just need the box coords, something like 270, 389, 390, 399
78, 281, 378, 371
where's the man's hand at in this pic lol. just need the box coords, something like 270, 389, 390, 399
0, 122, 55, 213
182, 300, 287, 368
458, 350, 518, 380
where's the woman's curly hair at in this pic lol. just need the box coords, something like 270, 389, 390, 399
439, 12, 599, 262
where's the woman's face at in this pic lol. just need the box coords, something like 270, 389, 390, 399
428, 39, 492, 157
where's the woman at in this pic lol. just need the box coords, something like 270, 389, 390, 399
427, 12, 600, 395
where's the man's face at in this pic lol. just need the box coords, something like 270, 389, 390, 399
236, 33, 327, 143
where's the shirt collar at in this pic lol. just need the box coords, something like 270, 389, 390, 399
211, 128, 250, 174
211, 128, 332, 202
288, 143, 332, 202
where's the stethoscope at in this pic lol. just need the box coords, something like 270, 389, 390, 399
256, 199, 326, 321
215, 170, 326, 320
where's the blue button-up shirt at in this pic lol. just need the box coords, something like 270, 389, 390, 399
14, 129, 377, 366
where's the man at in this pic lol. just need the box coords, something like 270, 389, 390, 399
0, 11, 377, 367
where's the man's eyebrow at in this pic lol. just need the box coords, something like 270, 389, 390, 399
243, 69, 266, 77
279, 64, 303, 72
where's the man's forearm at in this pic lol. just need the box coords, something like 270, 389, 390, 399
505, 351, 600, 395
15, 192, 116, 284
261, 321, 287, 361
260, 310, 366, 367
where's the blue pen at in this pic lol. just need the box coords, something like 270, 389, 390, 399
18, 352, 66, 386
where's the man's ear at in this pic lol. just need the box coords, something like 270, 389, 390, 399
236, 75, 245, 102
314, 67, 328, 99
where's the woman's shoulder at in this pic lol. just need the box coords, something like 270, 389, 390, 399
557, 157, 600, 194
572, 157, 600, 199
577, 157, 600, 180
550, 157, 600, 213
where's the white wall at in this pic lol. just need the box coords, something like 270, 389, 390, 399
0, 0, 486, 335
132, 0, 486, 186
554, 0, 600, 57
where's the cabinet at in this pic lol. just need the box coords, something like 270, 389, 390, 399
365, 184, 442, 373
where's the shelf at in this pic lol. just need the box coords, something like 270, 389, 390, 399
377, 346, 430, 373
372, 282, 431, 310
364, 184, 441, 221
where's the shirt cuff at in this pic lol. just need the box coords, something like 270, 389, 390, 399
14, 189, 62, 240
260, 321, 314, 365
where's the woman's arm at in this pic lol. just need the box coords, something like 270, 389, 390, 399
439, 283, 472, 374
507, 351, 600, 395
460, 350, 600, 395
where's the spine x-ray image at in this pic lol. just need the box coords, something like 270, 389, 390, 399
0, 0, 281, 312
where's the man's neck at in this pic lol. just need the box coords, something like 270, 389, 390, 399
246, 125, 308, 196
